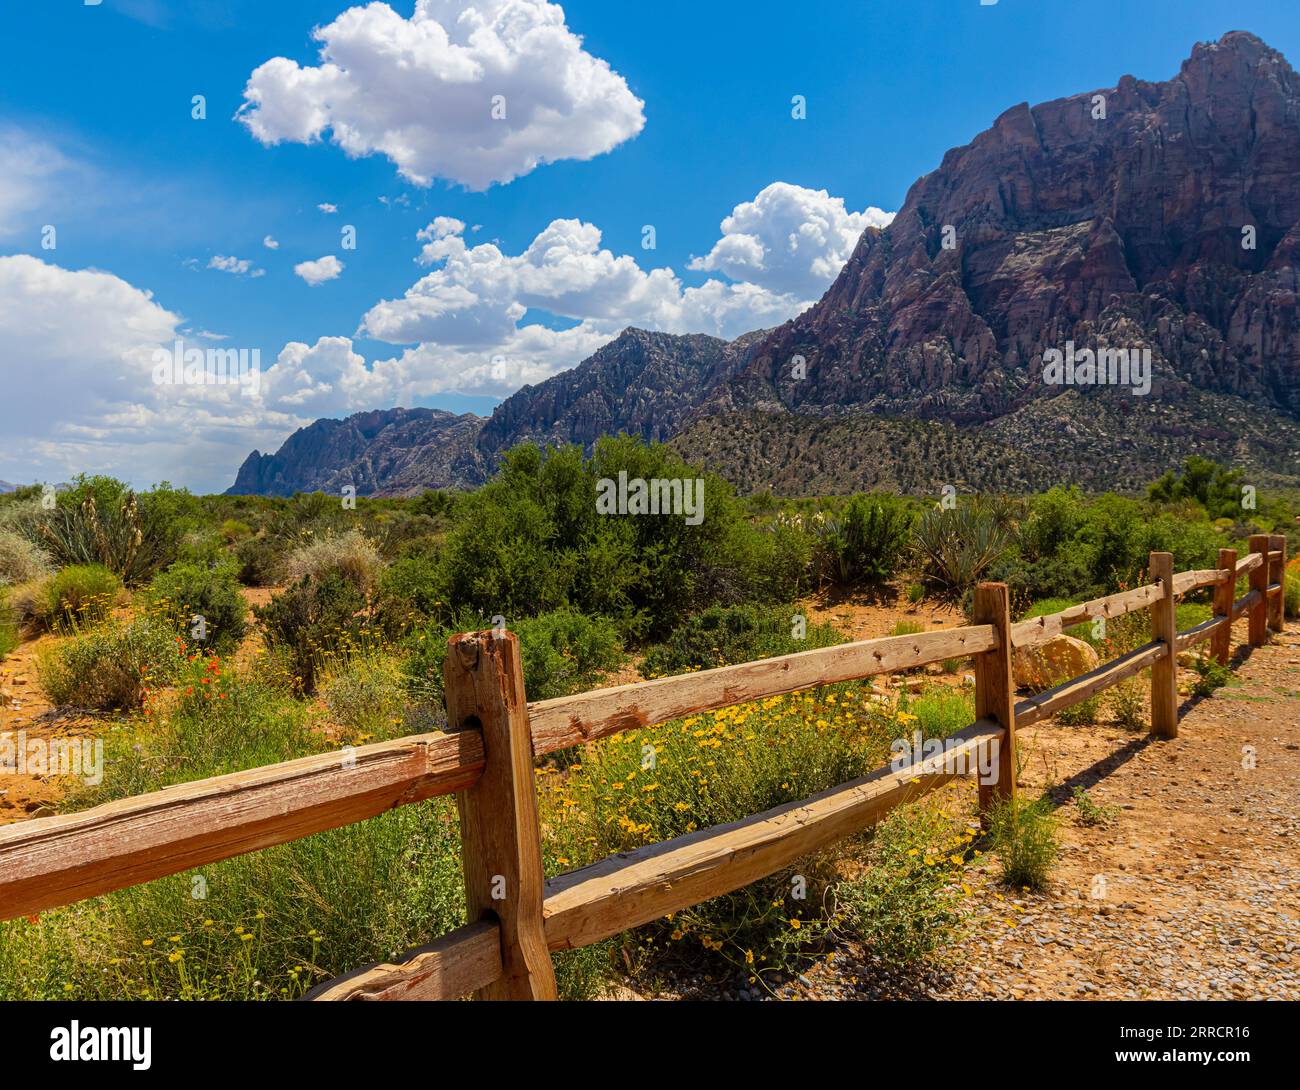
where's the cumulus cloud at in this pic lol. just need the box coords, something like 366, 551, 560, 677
237, 0, 645, 189
293, 255, 344, 286
208, 254, 265, 277
263, 235, 280, 249
317, 203, 338, 214
0, 255, 296, 491
688, 182, 893, 298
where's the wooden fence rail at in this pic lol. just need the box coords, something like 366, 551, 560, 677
0, 546, 1288, 1000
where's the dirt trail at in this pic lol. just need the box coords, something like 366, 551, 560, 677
774, 616, 1300, 1001
0, 634, 100, 823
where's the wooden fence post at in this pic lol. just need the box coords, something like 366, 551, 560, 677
1248, 534, 1270, 646
973, 582, 1016, 819
445, 631, 557, 1001
1268, 534, 1286, 633
1149, 552, 1178, 739
1211, 547, 1237, 667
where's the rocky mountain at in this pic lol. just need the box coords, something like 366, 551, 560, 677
229, 32, 1300, 498
229, 408, 487, 497
700, 30, 1300, 425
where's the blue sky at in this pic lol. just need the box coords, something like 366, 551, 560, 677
1, 0, 1297, 492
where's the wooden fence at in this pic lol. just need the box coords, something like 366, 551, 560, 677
0, 537, 1288, 1000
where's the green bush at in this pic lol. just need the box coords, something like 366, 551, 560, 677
45, 564, 122, 630
641, 604, 842, 677
37, 616, 182, 709
255, 573, 374, 695
1285, 567, 1299, 620
0, 587, 18, 659
234, 534, 282, 587
833, 802, 969, 966
403, 608, 624, 705
378, 554, 446, 634
814, 494, 914, 586
986, 795, 1058, 890
321, 653, 411, 743
897, 686, 975, 740
146, 561, 248, 654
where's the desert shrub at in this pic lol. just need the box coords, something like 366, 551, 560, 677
44, 564, 121, 630
1071, 787, 1119, 827
1285, 563, 1300, 619
321, 653, 410, 743
1148, 456, 1245, 520
833, 802, 969, 966
255, 573, 374, 695
542, 681, 898, 980
906, 583, 925, 604
641, 603, 842, 677
37, 616, 182, 710
897, 686, 975, 740
146, 561, 248, 654
813, 494, 914, 586
377, 554, 446, 633
890, 619, 925, 637
1107, 677, 1146, 729
1056, 694, 1102, 725
0, 588, 17, 659
234, 533, 282, 587
283, 530, 385, 599
1190, 655, 1233, 698
986, 795, 1058, 890
0, 530, 52, 586
913, 500, 1015, 600
25, 476, 198, 583
437, 438, 761, 641
403, 608, 624, 705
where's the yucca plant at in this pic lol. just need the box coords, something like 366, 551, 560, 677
33, 493, 149, 583
913, 499, 1016, 601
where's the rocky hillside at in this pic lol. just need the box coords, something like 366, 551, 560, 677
228, 408, 487, 497
701, 30, 1300, 425
228, 32, 1300, 498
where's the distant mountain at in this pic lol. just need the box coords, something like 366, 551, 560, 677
0, 481, 18, 494
228, 408, 487, 497
228, 32, 1300, 498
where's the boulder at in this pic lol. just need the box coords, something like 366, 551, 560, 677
1013, 635, 1100, 690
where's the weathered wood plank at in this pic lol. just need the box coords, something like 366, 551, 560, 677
1232, 589, 1262, 621
542, 719, 1004, 952
446, 632, 557, 1000
1248, 535, 1270, 646
0, 730, 484, 922
528, 626, 997, 757
305, 920, 502, 1001
1149, 553, 1179, 738
1172, 568, 1233, 597
1015, 641, 1166, 728
973, 583, 1015, 815
1174, 617, 1228, 655
1268, 535, 1287, 633
1009, 583, 1161, 649
1211, 548, 1237, 665
1236, 552, 1263, 576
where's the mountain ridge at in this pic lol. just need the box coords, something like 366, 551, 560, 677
227, 31, 1300, 498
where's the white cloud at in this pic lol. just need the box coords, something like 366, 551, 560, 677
0, 128, 72, 238
293, 255, 344, 286
0, 182, 894, 489
317, 203, 338, 214
0, 255, 297, 491
237, 0, 645, 190
208, 254, 266, 278
688, 182, 893, 297
263, 235, 280, 249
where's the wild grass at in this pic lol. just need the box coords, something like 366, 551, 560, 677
985, 795, 1059, 890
